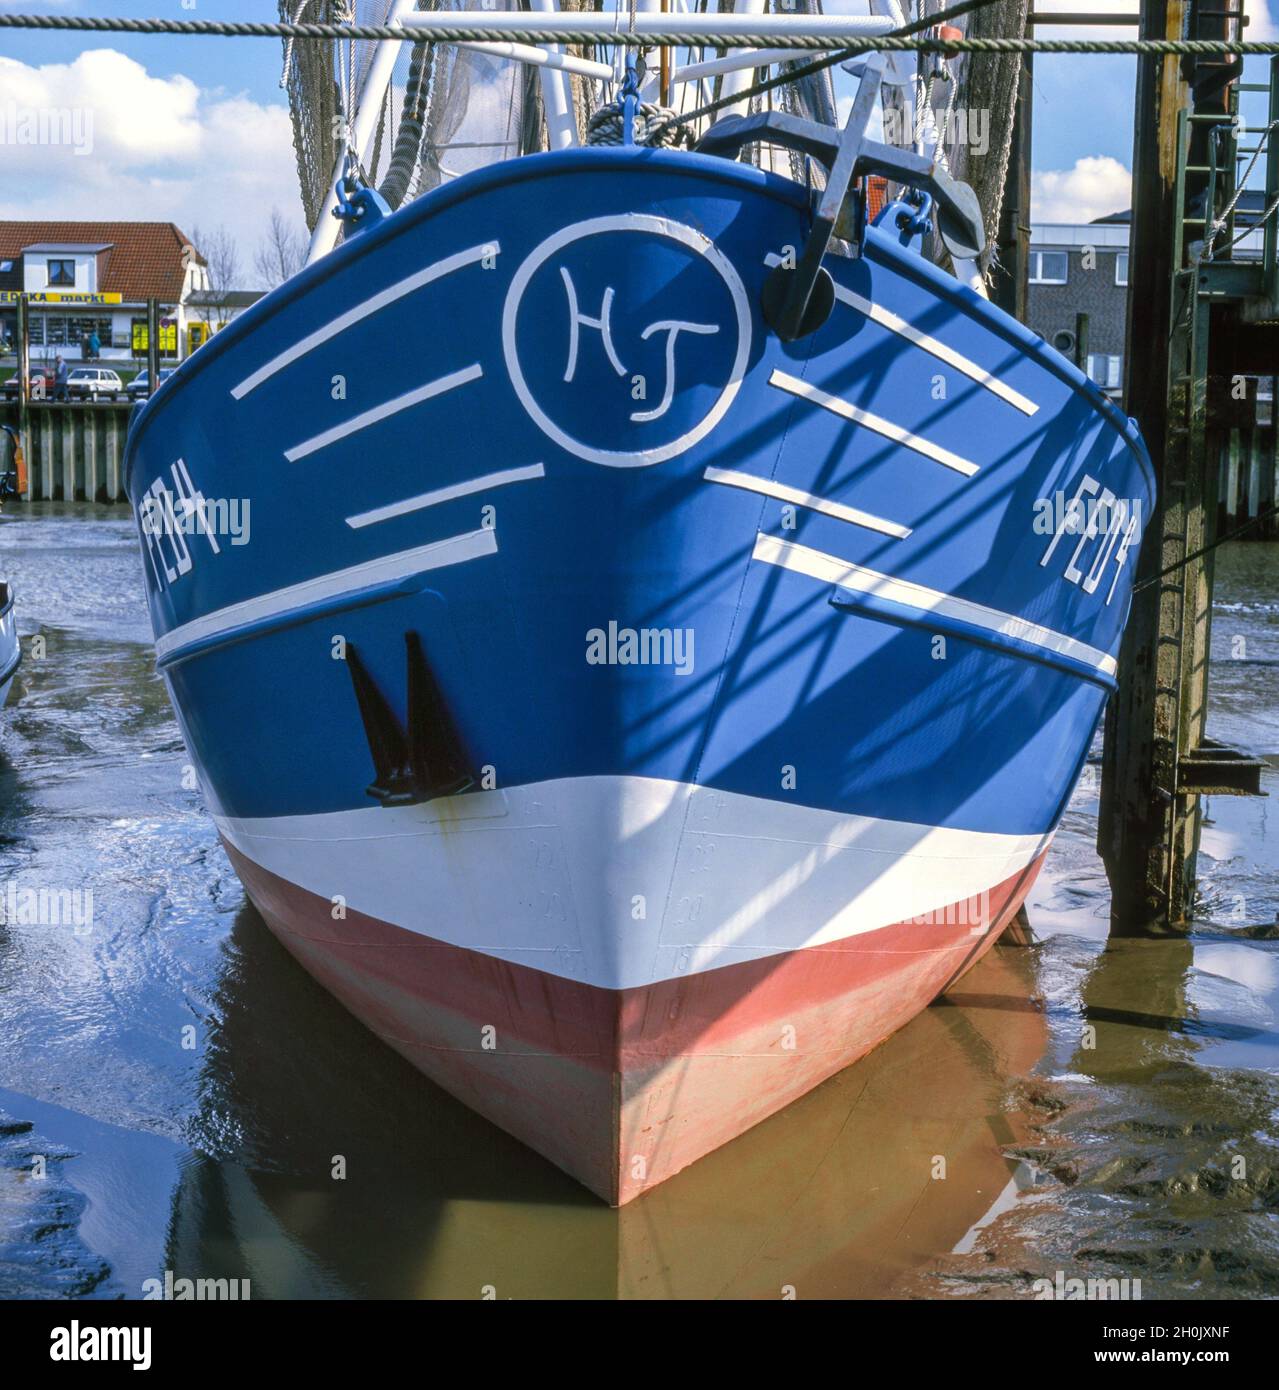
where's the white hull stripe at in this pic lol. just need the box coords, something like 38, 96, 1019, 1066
154, 528, 497, 662
703, 465, 911, 539
833, 286, 1039, 416
214, 774, 1050, 990
347, 463, 545, 529
753, 533, 1118, 677
231, 242, 499, 400
769, 368, 979, 477
285, 364, 483, 463
763, 253, 1038, 417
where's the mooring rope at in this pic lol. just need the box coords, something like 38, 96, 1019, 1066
1205, 120, 1279, 260
0, 13, 1276, 52
1133, 503, 1279, 593
585, 101, 689, 146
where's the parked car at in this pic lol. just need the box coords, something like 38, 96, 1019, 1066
126, 367, 176, 401
66, 367, 125, 401
1, 366, 56, 401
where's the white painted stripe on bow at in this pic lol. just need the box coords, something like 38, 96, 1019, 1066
768, 369, 979, 477
231, 242, 499, 400
762, 252, 1038, 416
703, 465, 911, 539
284, 364, 483, 463
752, 533, 1117, 676
213, 773, 1048, 990
832, 286, 1040, 416
154, 528, 497, 662
347, 463, 546, 529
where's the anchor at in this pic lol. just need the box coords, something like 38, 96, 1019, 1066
695, 56, 986, 341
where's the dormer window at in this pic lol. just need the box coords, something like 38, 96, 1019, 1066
47, 258, 76, 287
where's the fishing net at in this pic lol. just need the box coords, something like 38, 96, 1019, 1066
279, 0, 547, 233
280, 0, 349, 230
278, 0, 1027, 276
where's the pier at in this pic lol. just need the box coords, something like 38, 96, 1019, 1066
1099, 2, 1277, 930
0, 402, 131, 502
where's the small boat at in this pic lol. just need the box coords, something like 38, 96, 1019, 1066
0, 580, 18, 708
125, 5, 1152, 1203
0, 425, 22, 707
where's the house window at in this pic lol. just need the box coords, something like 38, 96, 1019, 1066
1087, 354, 1123, 389
1030, 250, 1069, 285
47, 258, 76, 287
1115, 252, 1129, 286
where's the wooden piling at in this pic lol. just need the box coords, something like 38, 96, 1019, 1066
0, 403, 132, 502
1099, 3, 1271, 931
1099, 0, 1202, 932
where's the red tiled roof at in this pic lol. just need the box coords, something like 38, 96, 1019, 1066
0, 221, 204, 303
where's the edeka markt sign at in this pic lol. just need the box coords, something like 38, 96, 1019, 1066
0, 291, 123, 305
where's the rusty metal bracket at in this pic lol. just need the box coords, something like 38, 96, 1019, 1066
1177, 737, 1268, 795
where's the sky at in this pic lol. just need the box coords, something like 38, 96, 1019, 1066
0, 0, 1275, 284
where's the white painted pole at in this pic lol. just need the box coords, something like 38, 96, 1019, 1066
454, 40, 612, 80
307, 0, 420, 265
673, 46, 833, 84
717, 0, 768, 120
529, 0, 578, 149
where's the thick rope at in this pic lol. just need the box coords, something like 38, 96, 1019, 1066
585, 101, 690, 146
378, 37, 432, 209
0, 15, 1276, 52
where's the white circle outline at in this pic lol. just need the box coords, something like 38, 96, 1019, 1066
501, 214, 753, 468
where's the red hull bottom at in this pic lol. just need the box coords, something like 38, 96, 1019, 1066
225, 841, 1046, 1204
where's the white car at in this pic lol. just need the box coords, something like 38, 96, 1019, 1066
66, 367, 125, 401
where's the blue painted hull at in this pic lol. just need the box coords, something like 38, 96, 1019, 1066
124, 147, 1152, 1199
127, 147, 1151, 833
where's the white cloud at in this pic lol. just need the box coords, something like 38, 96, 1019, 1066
1245, 0, 1277, 40
1033, 156, 1132, 224
0, 49, 305, 285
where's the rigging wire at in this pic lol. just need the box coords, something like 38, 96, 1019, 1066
647, 0, 1013, 140
639, 0, 1013, 140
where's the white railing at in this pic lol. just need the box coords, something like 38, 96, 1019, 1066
394, 11, 895, 41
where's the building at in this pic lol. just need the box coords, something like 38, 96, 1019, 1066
186, 288, 267, 346
1027, 191, 1270, 399
0, 221, 211, 364
1027, 218, 1129, 395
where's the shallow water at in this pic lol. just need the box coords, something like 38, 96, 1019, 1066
1, 505, 1276, 1299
